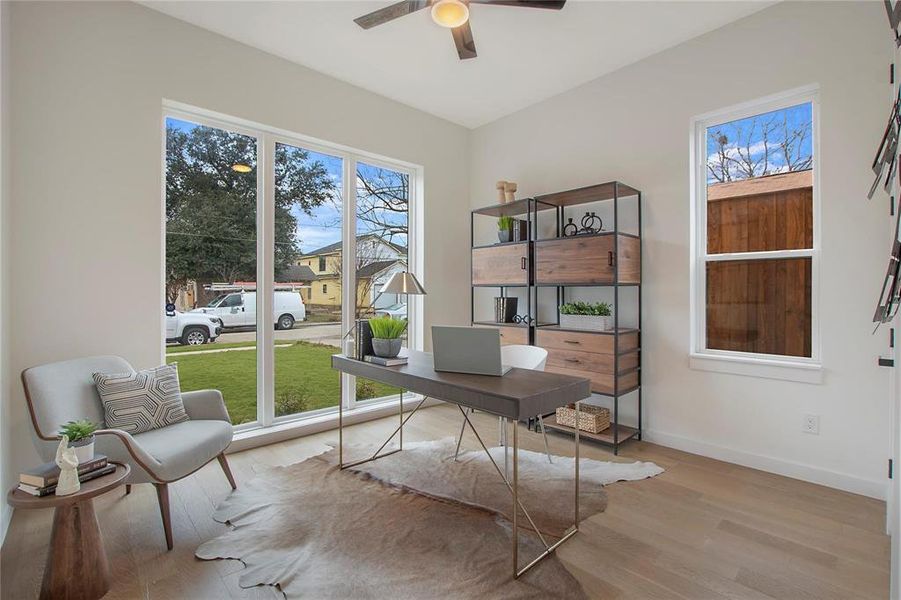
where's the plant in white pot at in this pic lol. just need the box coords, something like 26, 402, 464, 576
58, 419, 99, 464
558, 301, 614, 332
368, 315, 408, 358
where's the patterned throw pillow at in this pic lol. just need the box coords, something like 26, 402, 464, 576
93, 364, 189, 434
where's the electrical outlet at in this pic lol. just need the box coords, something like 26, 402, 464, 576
803, 414, 820, 435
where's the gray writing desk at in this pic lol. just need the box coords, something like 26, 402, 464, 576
332, 349, 591, 578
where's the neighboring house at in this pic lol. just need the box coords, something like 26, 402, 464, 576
297, 234, 407, 311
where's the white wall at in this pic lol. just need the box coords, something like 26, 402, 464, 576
0, 0, 11, 542
3, 0, 470, 523
470, 1, 892, 498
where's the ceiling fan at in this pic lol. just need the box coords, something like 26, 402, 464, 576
354, 0, 566, 60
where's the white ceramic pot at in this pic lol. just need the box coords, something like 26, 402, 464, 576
559, 314, 613, 332
70, 437, 95, 464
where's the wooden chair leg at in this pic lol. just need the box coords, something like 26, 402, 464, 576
217, 453, 237, 490
125, 484, 131, 495
154, 483, 173, 551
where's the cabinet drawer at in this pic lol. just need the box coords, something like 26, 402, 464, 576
474, 325, 529, 346
545, 364, 639, 395
536, 329, 639, 354
472, 243, 529, 286
546, 347, 638, 375
535, 235, 614, 285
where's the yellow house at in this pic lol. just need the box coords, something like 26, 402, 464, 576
297, 234, 407, 312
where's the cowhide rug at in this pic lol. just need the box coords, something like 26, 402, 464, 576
196, 440, 664, 599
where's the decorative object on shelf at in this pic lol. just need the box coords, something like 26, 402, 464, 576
512, 218, 528, 242
354, 319, 374, 360
54, 435, 81, 496
504, 181, 517, 203
511, 314, 535, 325
496, 181, 507, 203
562, 217, 578, 237
555, 403, 610, 434
58, 419, 99, 464
368, 315, 408, 358
497, 215, 513, 243
493, 297, 518, 323
580, 211, 603, 234
558, 301, 613, 331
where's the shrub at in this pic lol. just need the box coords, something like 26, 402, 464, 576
276, 387, 310, 415
356, 379, 377, 400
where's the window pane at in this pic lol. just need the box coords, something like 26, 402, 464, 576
273, 143, 344, 419
706, 258, 811, 357
706, 103, 813, 254
355, 162, 409, 403
164, 117, 258, 425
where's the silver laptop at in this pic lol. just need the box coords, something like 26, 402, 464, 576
432, 326, 511, 376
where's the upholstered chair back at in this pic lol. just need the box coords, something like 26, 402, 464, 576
22, 355, 134, 461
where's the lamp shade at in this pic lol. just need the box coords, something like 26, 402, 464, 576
382, 271, 426, 295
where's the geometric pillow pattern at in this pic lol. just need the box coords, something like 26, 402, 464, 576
93, 364, 189, 435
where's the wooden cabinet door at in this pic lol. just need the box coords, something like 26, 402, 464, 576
534, 235, 614, 285
472, 243, 529, 286
474, 325, 529, 346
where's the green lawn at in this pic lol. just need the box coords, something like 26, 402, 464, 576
167, 340, 396, 425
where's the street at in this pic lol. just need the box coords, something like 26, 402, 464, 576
217, 322, 343, 347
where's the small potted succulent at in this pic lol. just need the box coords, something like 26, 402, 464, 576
58, 419, 99, 463
368, 315, 408, 358
559, 301, 614, 331
497, 216, 514, 243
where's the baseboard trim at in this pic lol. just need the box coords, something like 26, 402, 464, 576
228, 395, 442, 453
643, 429, 887, 500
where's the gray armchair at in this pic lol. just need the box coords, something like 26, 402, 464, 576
21, 355, 236, 550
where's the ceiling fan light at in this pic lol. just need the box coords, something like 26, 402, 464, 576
431, 0, 469, 28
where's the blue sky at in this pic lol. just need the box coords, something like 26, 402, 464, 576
167, 117, 408, 254
706, 102, 812, 184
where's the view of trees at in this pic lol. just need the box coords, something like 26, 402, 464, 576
165, 123, 335, 302
706, 105, 813, 184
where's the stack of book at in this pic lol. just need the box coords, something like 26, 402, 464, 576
17, 454, 114, 497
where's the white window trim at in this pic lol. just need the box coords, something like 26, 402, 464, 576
160, 100, 425, 431
688, 84, 822, 384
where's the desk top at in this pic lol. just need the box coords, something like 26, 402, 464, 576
332, 350, 590, 420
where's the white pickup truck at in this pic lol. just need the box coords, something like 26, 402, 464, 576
165, 307, 222, 346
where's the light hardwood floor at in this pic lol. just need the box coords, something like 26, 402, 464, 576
1, 404, 890, 599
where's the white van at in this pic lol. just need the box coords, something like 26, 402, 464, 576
192, 291, 306, 330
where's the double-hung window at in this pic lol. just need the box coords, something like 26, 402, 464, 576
690, 86, 819, 381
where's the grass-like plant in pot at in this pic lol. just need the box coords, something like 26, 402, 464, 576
559, 301, 614, 331
497, 215, 514, 243
58, 419, 99, 463
368, 315, 408, 358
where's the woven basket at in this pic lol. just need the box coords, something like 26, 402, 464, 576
555, 404, 610, 434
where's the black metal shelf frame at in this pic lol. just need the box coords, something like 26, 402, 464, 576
470, 184, 642, 454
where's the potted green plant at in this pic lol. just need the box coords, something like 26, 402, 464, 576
368, 315, 408, 358
58, 419, 99, 463
559, 301, 614, 331
497, 215, 514, 243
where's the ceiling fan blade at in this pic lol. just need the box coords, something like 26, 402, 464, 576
467, 0, 565, 9
354, 0, 430, 29
452, 20, 477, 60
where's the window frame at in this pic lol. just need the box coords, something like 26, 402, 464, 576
160, 100, 425, 431
689, 85, 822, 382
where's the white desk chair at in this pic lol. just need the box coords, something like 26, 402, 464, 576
453, 345, 553, 469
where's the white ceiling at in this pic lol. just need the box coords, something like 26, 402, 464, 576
143, 1, 771, 129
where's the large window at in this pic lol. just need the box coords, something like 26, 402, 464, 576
163, 104, 420, 429
691, 87, 818, 371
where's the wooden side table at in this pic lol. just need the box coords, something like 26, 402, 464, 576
7, 462, 130, 600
